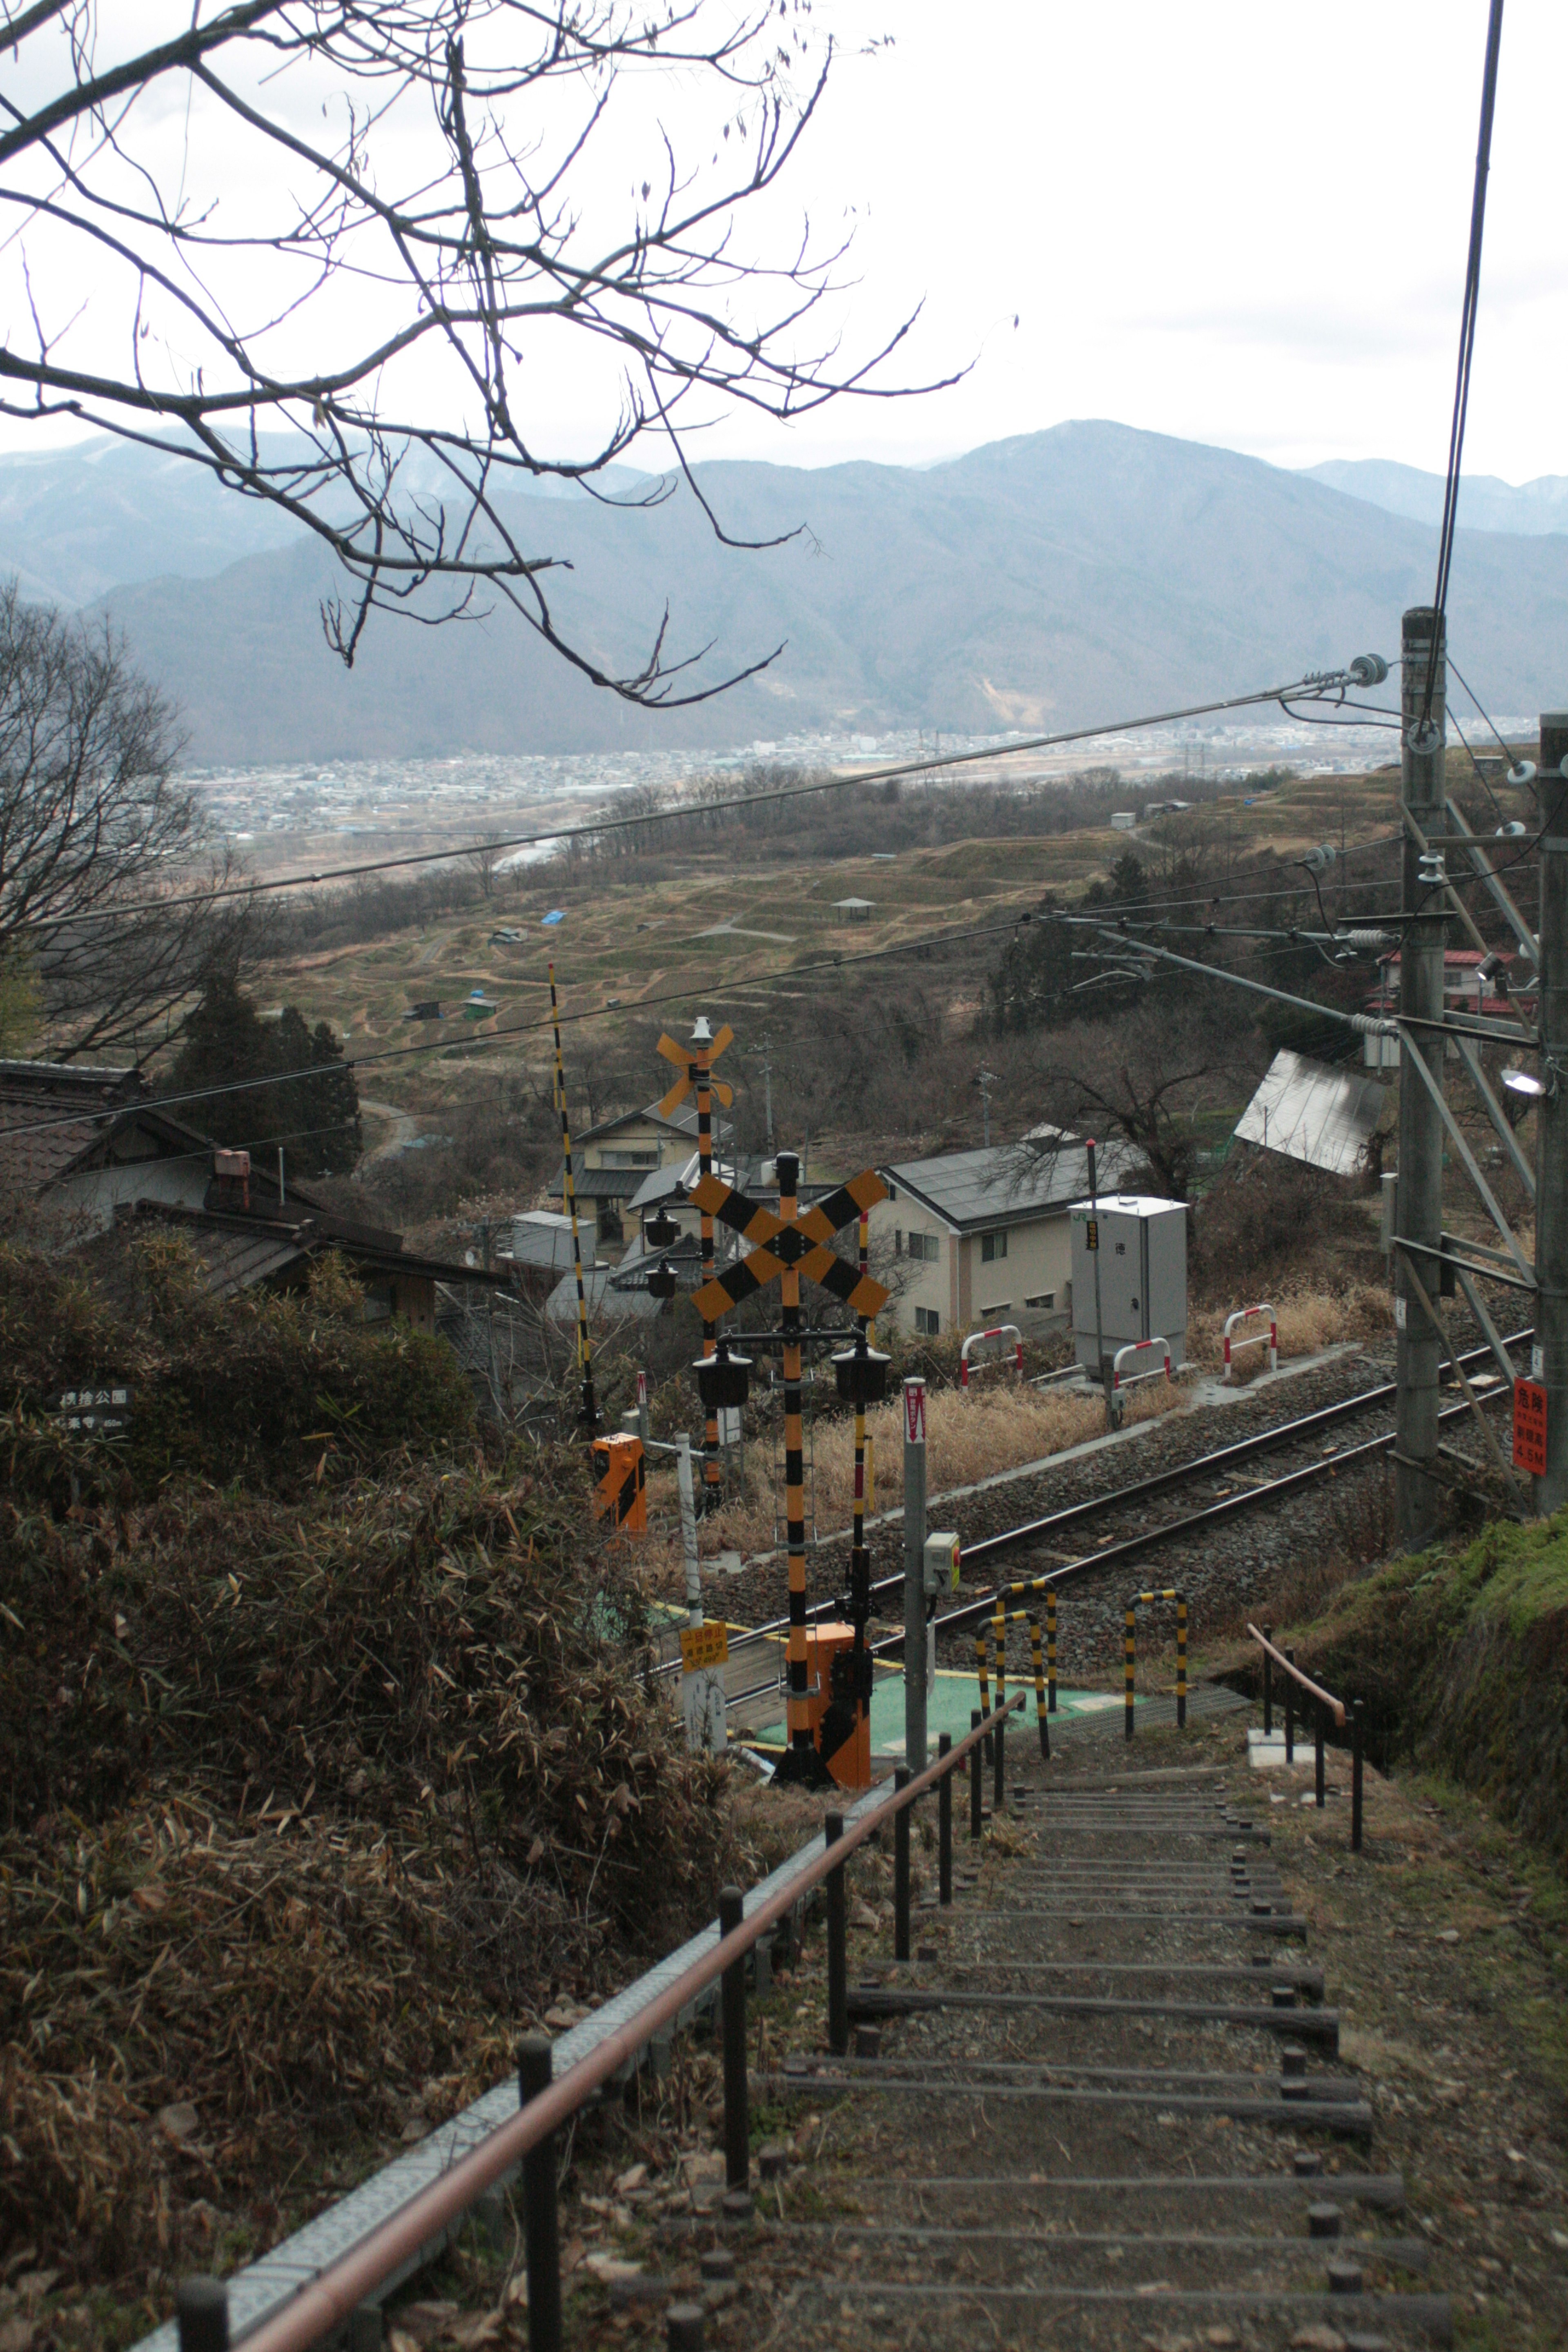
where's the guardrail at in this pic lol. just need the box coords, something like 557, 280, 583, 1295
1123, 1586, 1187, 1737
1223, 1303, 1278, 1383
1110, 1336, 1173, 1423
1247, 1622, 1363, 1853
171, 1694, 1028, 2352
978, 1600, 1051, 1759
960, 1322, 1024, 1388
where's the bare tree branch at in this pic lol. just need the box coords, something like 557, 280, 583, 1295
0, 2, 961, 696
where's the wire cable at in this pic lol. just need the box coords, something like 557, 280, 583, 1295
22, 667, 1393, 934
1420, 0, 1508, 737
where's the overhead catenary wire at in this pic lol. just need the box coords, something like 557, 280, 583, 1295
23, 666, 1395, 933
1418, 0, 1508, 740
12, 801, 1544, 1150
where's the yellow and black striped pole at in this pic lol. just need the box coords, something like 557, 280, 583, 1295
1177, 1593, 1188, 1728
975, 1626, 991, 1722
548, 960, 596, 1431
1047, 1587, 1058, 1715
1029, 1613, 1049, 1760
847, 1203, 873, 1753
1124, 1601, 1137, 1742
694, 1023, 723, 1509
992, 1601, 1007, 1719
1125, 1588, 1187, 1740
777, 1149, 812, 1762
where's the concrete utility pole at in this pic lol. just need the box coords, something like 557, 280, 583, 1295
1534, 712, 1568, 1511
1395, 607, 1448, 1544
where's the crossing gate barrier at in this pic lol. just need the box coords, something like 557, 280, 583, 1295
1222, 1303, 1277, 1383
960, 1323, 1024, 1390
1124, 1587, 1187, 1740
590, 1433, 646, 1532
1109, 1336, 1173, 1425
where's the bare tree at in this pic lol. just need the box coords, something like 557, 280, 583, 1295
2, 2, 949, 690
0, 583, 261, 1058
1015, 1005, 1251, 1203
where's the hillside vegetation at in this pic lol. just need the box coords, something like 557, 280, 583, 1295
0, 1241, 758, 2335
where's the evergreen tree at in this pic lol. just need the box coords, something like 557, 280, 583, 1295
169, 971, 361, 1179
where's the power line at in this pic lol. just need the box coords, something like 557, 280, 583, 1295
1419, 0, 1508, 739
26, 666, 1391, 933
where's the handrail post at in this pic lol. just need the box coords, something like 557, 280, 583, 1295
1284, 1649, 1296, 1764
1124, 1603, 1136, 1741
824, 1812, 848, 2055
992, 1698, 1006, 1812
893, 1768, 912, 1960
938, 1733, 953, 1903
1263, 1624, 1273, 1736
518, 2035, 562, 2352
970, 1708, 983, 1840
1314, 1700, 1326, 1808
176, 2278, 229, 2352
1351, 1702, 1365, 1854
718, 1887, 750, 2196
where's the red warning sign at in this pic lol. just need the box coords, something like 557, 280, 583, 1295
1512, 1376, 1548, 1477
904, 1378, 927, 1447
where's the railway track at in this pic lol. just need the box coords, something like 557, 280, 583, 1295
704, 1330, 1530, 1708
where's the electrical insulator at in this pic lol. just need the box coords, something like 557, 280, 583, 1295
1348, 653, 1389, 686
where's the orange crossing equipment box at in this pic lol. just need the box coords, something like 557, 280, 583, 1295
591, 1433, 646, 1531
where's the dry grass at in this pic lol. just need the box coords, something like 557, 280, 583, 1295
681, 1374, 1187, 1561
1187, 1280, 1391, 1386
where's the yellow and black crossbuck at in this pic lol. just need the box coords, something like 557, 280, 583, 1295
689, 1169, 891, 1323
655, 1025, 734, 1118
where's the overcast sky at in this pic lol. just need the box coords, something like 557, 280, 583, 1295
9, 1, 1566, 485
742, 0, 1568, 482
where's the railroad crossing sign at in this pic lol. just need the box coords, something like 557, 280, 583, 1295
688, 1169, 891, 1323
656, 1025, 734, 1118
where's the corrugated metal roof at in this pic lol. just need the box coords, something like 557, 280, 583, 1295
1234, 1049, 1388, 1177
882, 1139, 1142, 1231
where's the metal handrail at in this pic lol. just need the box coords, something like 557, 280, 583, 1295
217, 1694, 1027, 2352
1246, 1623, 1345, 1726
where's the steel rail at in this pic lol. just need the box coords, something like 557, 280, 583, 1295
218, 1695, 1025, 2352
653, 1363, 1440, 1686
876, 1342, 1530, 1657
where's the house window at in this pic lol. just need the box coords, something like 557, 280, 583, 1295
980, 1229, 1008, 1263
894, 1228, 903, 1256
1025, 1290, 1056, 1311
915, 1307, 940, 1336
907, 1232, 940, 1263
980, 1301, 1011, 1320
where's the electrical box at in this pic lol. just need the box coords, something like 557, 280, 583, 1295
924, 1530, 960, 1595
1069, 1195, 1187, 1375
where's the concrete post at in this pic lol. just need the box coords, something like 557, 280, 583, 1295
1396, 607, 1448, 1544
902, 1377, 928, 1773
1534, 713, 1568, 1512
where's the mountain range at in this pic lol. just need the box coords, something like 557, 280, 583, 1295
6, 423, 1567, 761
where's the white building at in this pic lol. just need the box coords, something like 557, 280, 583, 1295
871, 1138, 1142, 1340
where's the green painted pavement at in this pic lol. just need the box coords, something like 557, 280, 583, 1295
752, 1667, 1128, 1760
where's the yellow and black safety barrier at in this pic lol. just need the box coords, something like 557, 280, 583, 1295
591, 1433, 646, 1532
1123, 1587, 1188, 1741
981, 1603, 1050, 1760
1000, 1574, 1058, 1715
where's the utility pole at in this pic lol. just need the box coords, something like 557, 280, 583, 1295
761, 1035, 775, 1155
1534, 711, 1568, 1510
1395, 607, 1448, 1543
